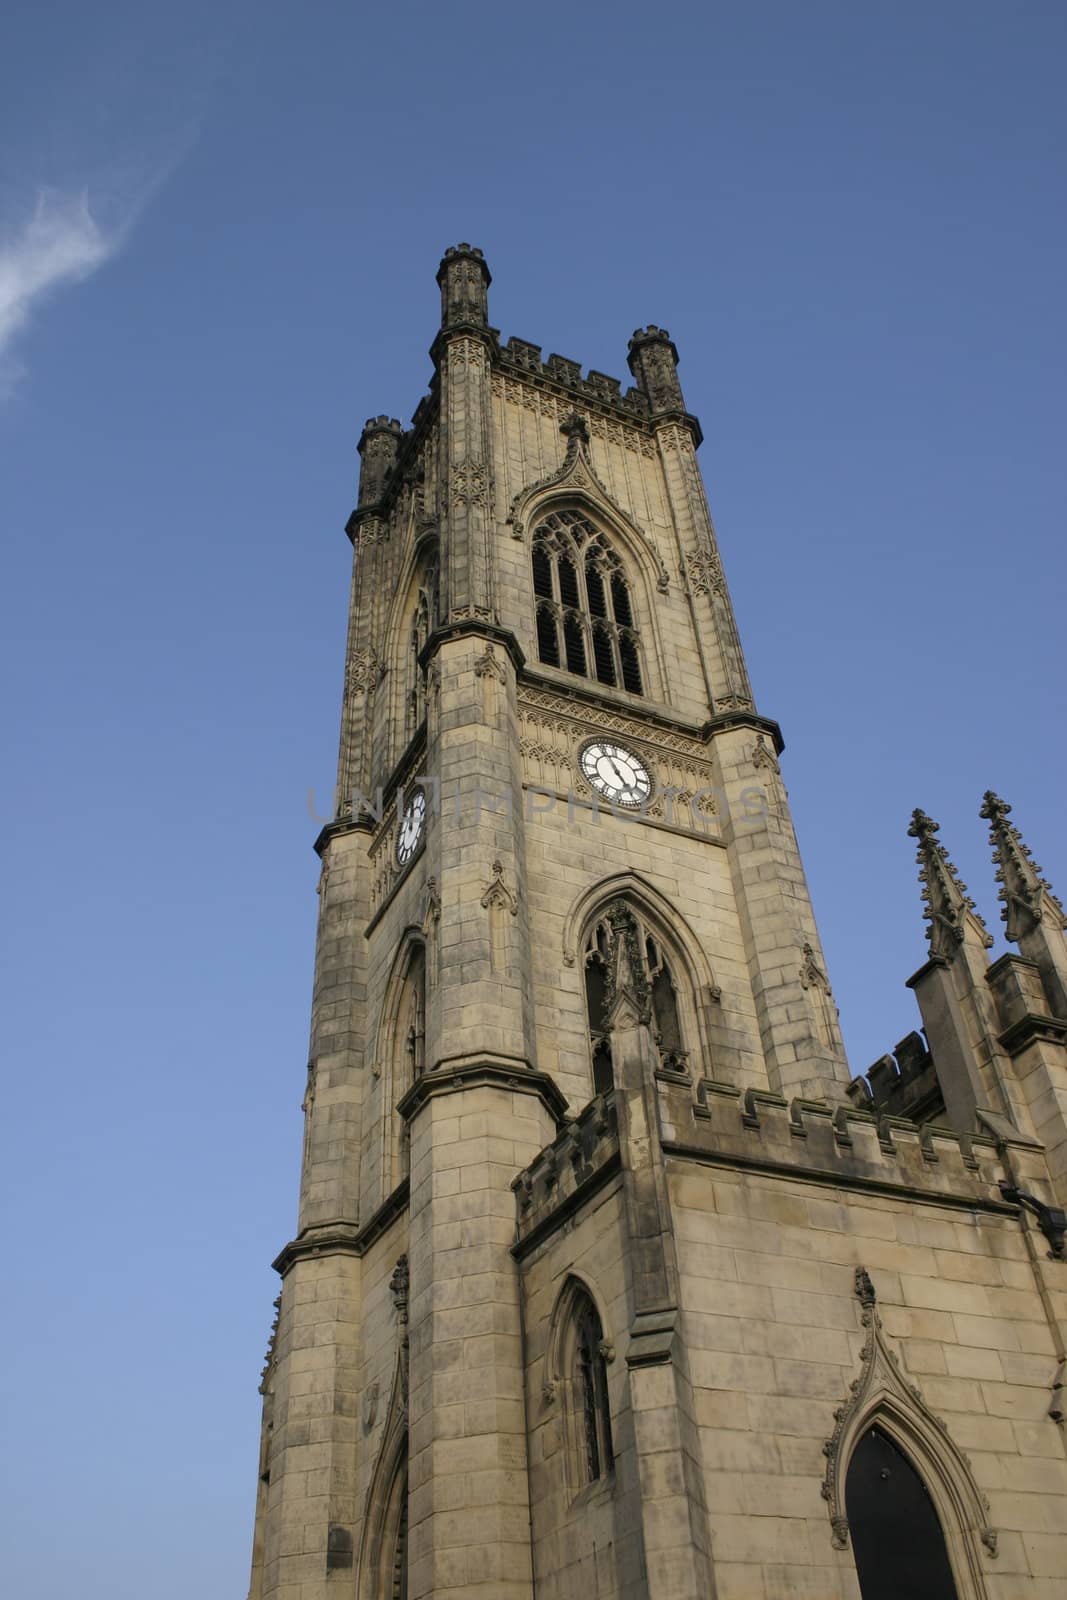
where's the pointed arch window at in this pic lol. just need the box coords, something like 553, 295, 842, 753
551, 1281, 614, 1499
406, 556, 438, 735
376, 938, 426, 1193
532, 510, 643, 694
395, 942, 425, 1183
582, 903, 688, 1091
846, 1427, 959, 1600
574, 1295, 613, 1485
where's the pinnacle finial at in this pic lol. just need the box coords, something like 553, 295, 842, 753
560, 410, 589, 445
602, 901, 652, 1025
980, 790, 1065, 940
908, 807, 992, 958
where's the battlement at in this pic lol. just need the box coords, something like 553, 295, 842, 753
511, 1091, 620, 1253
440, 241, 487, 264
497, 334, 650, 418
627, 324, 678, 354
509, 1070, 1026, 1265
847, 1029, 944, 1124
658, 1075, 1019, 1209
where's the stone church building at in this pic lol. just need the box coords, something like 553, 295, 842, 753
246, 247, 1067, 1599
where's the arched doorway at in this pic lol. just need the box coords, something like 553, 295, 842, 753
846, 1425, 959, 1600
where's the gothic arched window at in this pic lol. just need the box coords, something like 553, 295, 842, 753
376, 938, 426, 1194
531, 510, 643, 694
582, 903, 688, 1091
406, 557, 438, 735
551, 1280, 614, 1498
846, 1427, 959, 1600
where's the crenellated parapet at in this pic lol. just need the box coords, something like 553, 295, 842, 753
511, 1092, 620, 1254
662, 1074, 1029, 1208
847, 1030, 944, 1125
497, 333, 654, 423
510, 1064, 1051, 1271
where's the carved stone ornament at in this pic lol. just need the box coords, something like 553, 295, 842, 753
799, 942, 833, 997
345, 649, 385, 696
560, 410, 590, 445
480, 859, 518, 915
473, 644, 507, 683
685, 547, 726, 599
447, 335, 488, 369
507, 422, 603, 539
506, 422, 671, 592
821, 1267, 997, 1580
450, 458, 490, 508
448, 605, 493, 622
352, 521, 389, 552
749, 735, 780, 775
389, 1255, 409, 1325
423, 876, 441, 923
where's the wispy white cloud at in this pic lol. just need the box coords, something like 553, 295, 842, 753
0, 188, 123, 398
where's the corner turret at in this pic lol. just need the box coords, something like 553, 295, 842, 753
436, 242, 491, 332
356, 415, 404, 509
626, 325, 685, 414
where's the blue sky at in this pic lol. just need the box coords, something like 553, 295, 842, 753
1, 3, 1064, 1594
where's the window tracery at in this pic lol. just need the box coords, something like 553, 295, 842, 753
582, 903, 688, 1089
531, 510, 642, 694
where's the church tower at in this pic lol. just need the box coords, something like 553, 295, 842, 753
247, 248, 1067, 1600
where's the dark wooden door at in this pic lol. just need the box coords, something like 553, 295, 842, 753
845, 1426, 959, 1600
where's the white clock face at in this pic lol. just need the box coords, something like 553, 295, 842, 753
580, 741, 652, 808
396, 791, 426, 865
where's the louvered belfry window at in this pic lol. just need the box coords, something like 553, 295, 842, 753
531, 510, 643, 694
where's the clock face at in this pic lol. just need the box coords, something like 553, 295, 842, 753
396, 791, 426, 865
580, 741, 653, 808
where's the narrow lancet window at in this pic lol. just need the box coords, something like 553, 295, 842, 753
406, 557, 438, 734
556, 1283, 614, 1497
